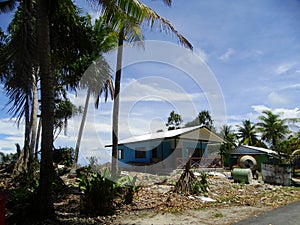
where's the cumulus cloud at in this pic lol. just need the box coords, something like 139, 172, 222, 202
251, 105, 300, 118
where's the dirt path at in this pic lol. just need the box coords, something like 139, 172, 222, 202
116, 206, 271, 225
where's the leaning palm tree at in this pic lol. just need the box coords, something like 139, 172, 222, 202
71, 17, 117, 171
72, 56, 114, 171
97, 0, 193, 177
237, 119, 259, 146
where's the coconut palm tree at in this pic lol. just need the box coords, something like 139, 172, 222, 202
237, 119, 259, 146
71, 17, 117, 171
35, 0, 55, 219
97, 0, 193, 177
0, 0, 38, 177
219, 124, 237, 167
257, 110, 291, 151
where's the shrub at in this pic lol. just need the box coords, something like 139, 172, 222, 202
78, 170, 117, 215
78, 169, 140, 215
192, 172, 208, 194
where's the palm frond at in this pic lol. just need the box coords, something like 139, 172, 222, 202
97, 0, 193, 50
0, 0, 18, 13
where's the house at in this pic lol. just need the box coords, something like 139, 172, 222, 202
105, 126, 226, 173
229, 145, 279, 171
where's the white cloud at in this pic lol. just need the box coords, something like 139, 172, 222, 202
219, 48, 235, 61
267, 92, 289, 106
251, 105, 300, 119
275, 62, 297, 75
0, 118, 24, 154
280, 83, 300, 91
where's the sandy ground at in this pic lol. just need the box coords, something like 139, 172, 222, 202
116, 205, 271, 225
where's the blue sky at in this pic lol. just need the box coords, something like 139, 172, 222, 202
0, 0, 299, 164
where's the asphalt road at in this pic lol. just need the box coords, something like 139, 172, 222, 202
233, 201, 300, 225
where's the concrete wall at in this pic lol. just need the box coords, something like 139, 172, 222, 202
261, 163, 292, 186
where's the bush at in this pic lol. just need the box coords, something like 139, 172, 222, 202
78, 169, 140, 215
117, 175, 140, 204
79, 170, 117, 215
192, 172, 208, 194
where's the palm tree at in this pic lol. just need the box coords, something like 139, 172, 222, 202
35, 0, 55, 219
71, 17, 117, 171
72, 56, 114, 170
219, 124, 237, 167
257, 110, 291, 151
237, 119, 259, 146
0, 0, 38, 177
97, 0, 193, 177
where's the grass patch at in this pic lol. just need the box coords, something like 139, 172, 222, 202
215, 212, 223, 218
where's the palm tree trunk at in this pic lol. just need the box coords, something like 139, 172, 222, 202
36, 0, 55, 219
72, 87, 91, 171
29, 72, 38, 156
111, 29, 124, 179
28, 71, 38, 178
23, 95, 31, 168
35, 117, 42, 159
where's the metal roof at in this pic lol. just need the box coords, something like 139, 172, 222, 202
105, 125, 226, 147
231, 145, 278, 155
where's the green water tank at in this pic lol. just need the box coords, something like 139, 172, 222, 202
232, 168, 253, 184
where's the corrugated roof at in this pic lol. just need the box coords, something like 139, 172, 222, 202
105, 125, 225, 147
232, 145, 278, 155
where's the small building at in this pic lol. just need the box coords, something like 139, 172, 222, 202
106, 126, 226, 173
230, 145, 278, 171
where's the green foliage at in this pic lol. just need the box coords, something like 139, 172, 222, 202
53, 147, 74, 167
78, 168, 140, 215
215, 212, 223, 218
0, 152, 17, 164
257, 110, 291, 150
192, 172, 208, 194
166, 110, 183, 130
78, 170, 117, 215
237, 119, 259, 146
11, 179, 39, 205
118, 174, 140, 204
185, 110, 214, 130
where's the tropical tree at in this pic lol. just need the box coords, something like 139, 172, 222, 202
98, 0, 193, 177
0, 0, 41, 180
35, 0, 55, 219
166, 110, 183, 130
219, 124, 237, 167
185, 110, 214, 130
257, 110, 291, 151
237, 119, 259, 146
71, 17, 117, 170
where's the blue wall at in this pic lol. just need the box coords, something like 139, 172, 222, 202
119, 139, 208, 164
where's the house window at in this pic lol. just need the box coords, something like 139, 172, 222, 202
135, 147, 146, 158
152, 147, 157, 158
118, 149, 124, 159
